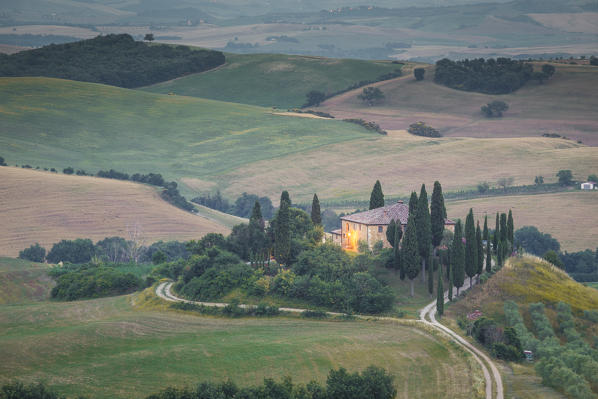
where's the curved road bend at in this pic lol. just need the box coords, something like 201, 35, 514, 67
156, 281, 503, 399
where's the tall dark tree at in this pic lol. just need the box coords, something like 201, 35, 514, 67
464, 209, 477, 288
507, 209, 514, 252
402, 214, 420, 297
448, 261, 453, 301
483, 215, 489, 242
451, 220, 465, 295
430, 181, 446, 248
311, 194, 321, 225
436, 264, 444, 316
476, 222, 484, 279
274, 193, 291, 265
281, 190, 291, 206
486, 238, 492, 273
369, 180, 384, 210
416, 184, 432, 283
497, 240, 504, 267
249, 201, 266, 259
393, 222, 402, 274
493, 213, 500, 255
386, 219, 397, 247
408, 191, 418, 215
500, 213, 508, 243
428, 252, 436, 295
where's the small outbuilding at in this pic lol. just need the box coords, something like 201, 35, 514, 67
581, 181, 596, 190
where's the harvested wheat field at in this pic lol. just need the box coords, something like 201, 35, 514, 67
446, 191, 598, 252
0, 167, 229, 257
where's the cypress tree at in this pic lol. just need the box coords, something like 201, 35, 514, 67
507, 209, 514, 252
416, 184, 432, 283
430, 181, 446, 248
408, 191, 418, 215
250, 200, 263, 225
497, 240, 503, 267
451, 220, 465, 295
393, 222, 402, 274
464, 209, 477, 288
476, 222, 483, 279
274, 193, 291, 265
402, 214, 420, 297
448, 261, 453, 301
436, 264, 444, 316
486, 239, 492, 273
428, 253, 436, 295
483, 215, 489, 242
281, 190, 291, 206
310, 194, 321, 225
249, 201, 265, 257
386, 219, 397, 246
493, 213, 499, 255
500, 213, 508, 243
369, 180, 384, 209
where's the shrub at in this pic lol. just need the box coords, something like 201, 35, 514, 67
481, 100, 509, 117
407, 121, 441, 137
50, 265, 143, 300
301, 309, 328, 318
18, 243, 46, 262
414, 67, 425, 81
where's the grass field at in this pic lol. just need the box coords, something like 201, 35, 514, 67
586, 282, 598, 290
0, 289, 479, 399
445, 191, 598, 251
0, 167, 229, 257
319, 63, 598, 145
0, 77, 372, 186
0, 257, 54, 305
143, 53, 402, 108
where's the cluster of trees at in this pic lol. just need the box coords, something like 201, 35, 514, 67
470, 316, 523, 361
19, 237, 189, 265
191, 191, 275, 219
358, 87, 384, 106
0, 34, 225, 88
303, 69, 401, 107
49, 264, 144, 300
1, 366, 396, 399
413, 68, 425, 81
407, 122, 441, 137
342, 118, 387, 135
0, 156, 6, 166
173, 192, 395, 314
434, 58, 555, 94
481, 100, 509, 117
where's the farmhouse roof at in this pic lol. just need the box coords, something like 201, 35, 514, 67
340, 200, 456, 226
331, 229, 342, 235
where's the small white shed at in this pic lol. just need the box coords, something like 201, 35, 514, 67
581, 182, 596, 190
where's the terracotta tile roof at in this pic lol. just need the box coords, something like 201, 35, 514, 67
341, 201, 409, 225
341, 200, 457, 226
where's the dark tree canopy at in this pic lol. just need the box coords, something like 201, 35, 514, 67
414, 68, 425, 81
369, 180, 384, 210
409, 191, 418, 216
402, 214, 420, 296
407, 122, 441, 137
358, 86, 385, 106
274, 195, 291, 265
464, 209, 477, 286
46, 239, 95, 264
19, 243, 46, 262
481, 100, 509, 117
434, 57, 534, 94
476, 223, 484, 276
304, 90, 326, 107
0, 34, 225, 88
430, 181, 446, 247
311, 193, 321, 225
514, 226, 560, 256
557, 169, 573, 186
436, 264, 444, 317
451, 220, 465, 293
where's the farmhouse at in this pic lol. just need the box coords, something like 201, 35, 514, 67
580, 181, 596, 190
330, 200, 455, 251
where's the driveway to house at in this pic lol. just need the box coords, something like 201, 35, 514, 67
155, 279, 503, 399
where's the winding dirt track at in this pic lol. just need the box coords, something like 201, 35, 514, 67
156, 280, 503, 399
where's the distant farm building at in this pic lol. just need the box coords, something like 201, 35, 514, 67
581, 181, 597, 190
330, 200, 455, 251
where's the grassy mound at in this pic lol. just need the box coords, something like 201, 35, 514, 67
0, 257, 54, 304
143, 53, 402, 108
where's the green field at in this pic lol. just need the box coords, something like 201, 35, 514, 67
0, 77, 371, 186
144, 53, 402, 108
0, 281, 480, 399
586, 282, 598, 290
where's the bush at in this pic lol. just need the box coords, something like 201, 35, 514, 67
481, 100, 509, 117
414, 67, 425, 81
358, 87, 385, 106
0, 382, 66, 399
50, 265, 143, 300
407, 121, 441, 137
301, 309, 328, 318
0, 156, 6, 166
62, 167, 74, 175
343, 118, 387, 135
18, 243, 46, 262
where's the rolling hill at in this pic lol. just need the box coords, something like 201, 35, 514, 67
0, 167, 229, 257
143, 53, 403, 108
1, 76, 596, 206
0, 257, 54, 304
318, 62, 598, 145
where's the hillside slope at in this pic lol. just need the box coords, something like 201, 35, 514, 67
0, 167, 229, 257
143, 53, 402, 108
318, 63, 598, 145
445, 191, 598, 252
0, 257, 54, 304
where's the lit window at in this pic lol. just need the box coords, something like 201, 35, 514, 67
378, 226, 383, 233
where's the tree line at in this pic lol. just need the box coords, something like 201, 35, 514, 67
192, 191, 275, 219
0, 365, 396, 399
434, 58, 555, 94
0, 34, 225, 88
